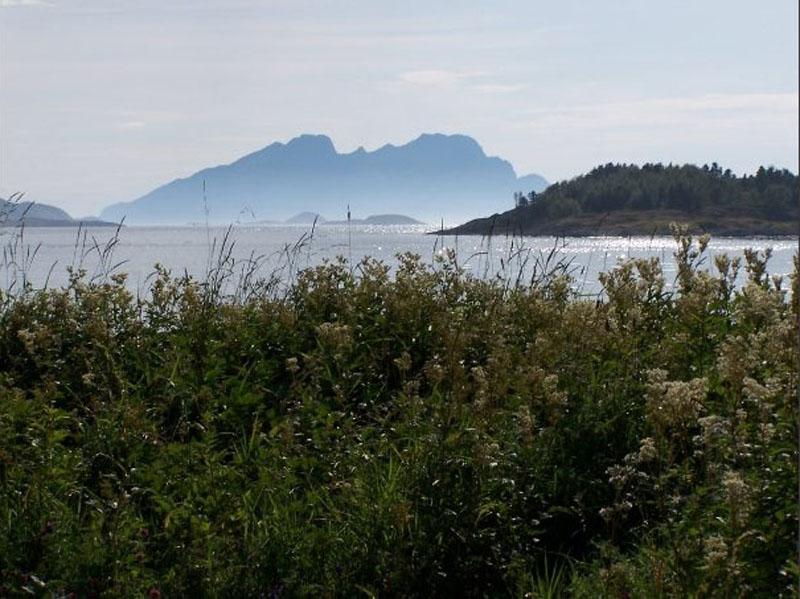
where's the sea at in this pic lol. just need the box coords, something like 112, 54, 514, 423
1, 224, 797, 297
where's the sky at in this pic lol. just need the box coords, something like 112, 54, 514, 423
0, 0, 798, 216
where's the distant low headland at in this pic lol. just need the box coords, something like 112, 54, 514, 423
441, 163, 798, 237
0, 195, 118, 228
285, 212, 424, 226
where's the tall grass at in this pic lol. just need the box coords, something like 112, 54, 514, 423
0, 225, 796, 596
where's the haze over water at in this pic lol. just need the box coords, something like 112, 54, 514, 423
2, 225, 795, 297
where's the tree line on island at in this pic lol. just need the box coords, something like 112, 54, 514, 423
447, 162, 798, 236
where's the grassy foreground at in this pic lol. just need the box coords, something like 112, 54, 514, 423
0, 232, 797, 597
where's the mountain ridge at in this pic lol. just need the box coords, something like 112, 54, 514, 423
100, 133, 548, 225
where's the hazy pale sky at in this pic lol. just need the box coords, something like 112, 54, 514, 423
1, 0, 797, 216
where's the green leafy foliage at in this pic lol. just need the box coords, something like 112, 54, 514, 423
0, 231, 797, 596
453, 163, 799, 236
542, 163, 797, 217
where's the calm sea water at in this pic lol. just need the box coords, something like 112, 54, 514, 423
1, 224, 797, 297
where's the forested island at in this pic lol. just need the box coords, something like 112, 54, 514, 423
443, 163, 798, 236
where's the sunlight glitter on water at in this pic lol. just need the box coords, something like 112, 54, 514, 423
1, 225, 796, 296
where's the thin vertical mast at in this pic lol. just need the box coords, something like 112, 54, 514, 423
347, 204, 352, 271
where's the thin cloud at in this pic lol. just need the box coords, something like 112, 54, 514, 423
0, 0, 53, 7
396, 69, 524, 95
117, 121, 147, 131
472, 83, 526, 94
526, 93, 799, 131
397, 69, 468, 87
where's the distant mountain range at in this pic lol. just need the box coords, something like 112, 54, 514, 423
99, 133, 548, 225
0, 196, 115, 227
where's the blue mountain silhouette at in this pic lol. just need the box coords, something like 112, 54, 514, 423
100, 133, 548, 225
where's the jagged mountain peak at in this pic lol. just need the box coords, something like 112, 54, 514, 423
100, 133, 548, 225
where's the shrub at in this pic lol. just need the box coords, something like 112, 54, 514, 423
0, 233, 796, 596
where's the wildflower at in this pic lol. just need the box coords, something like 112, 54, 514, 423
285, 357, 300, 374
722, 470, 748, 505
607, 464, 635, 490
599, 500, 633, 522
645, 370, 708, 432
716, 337, 748, 386
315, 322, 352, 351
542, 374, 567, 411
393, 351, 412, 373
516, 405, 534, 442
425, 361, 446, 385
703, 535, 729, 571
742, 377, 769, 404
636, 437, 657, 462
759, 422, 776, 444
471, 365, 489, 410
697, 415, 728, 446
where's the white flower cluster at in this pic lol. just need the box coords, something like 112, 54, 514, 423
645, 369, 708, 432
